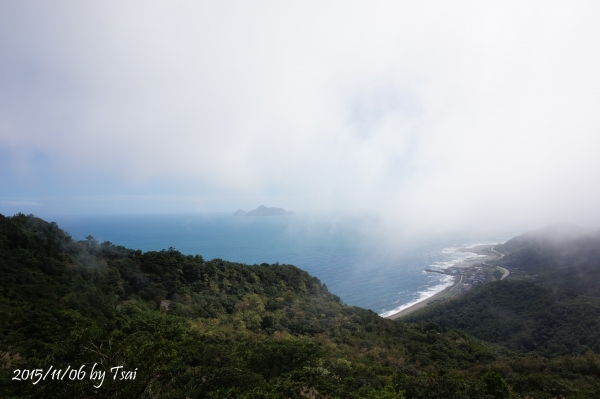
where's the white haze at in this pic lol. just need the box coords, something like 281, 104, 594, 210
1, 1, 600, 238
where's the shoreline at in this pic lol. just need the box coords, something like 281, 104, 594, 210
384, 244, 502, 320
386, 274, 462, 319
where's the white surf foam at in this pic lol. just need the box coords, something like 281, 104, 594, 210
378, 242, 495, 317
379, 273, 454, 318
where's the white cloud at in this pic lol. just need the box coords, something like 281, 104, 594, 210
1, 1, 600, 234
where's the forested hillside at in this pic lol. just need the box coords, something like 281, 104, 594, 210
407, 225, 600, 358
406, 281, 600, 356
3, 214, 600, 398
496, 224, 600, 295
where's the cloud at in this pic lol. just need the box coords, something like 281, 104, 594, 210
1, 1, 600, 234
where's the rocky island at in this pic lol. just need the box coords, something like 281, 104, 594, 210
234, 205, 294, 216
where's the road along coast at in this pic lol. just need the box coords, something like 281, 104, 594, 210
384, 244, 504, 320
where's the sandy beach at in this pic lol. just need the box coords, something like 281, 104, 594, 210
386, 274, 462, 319
384, 244, 502, 319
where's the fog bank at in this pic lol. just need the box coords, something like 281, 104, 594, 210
2, 2, 600, 236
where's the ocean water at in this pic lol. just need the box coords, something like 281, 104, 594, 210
52, 213, 506, 316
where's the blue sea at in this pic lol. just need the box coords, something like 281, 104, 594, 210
52, 213, 509, 316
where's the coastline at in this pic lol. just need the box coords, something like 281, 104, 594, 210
386, 274, 462, 319
383, 244, 502, 320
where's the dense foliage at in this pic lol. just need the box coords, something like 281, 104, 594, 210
3, 215, 600, 398
408, 224, 600, 365
496, 224, 600, 295
406, 281, 600, 356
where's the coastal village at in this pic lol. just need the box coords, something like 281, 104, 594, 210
424, 264, 490, 292
387, 244, 510, 319
425, 245, 507, 288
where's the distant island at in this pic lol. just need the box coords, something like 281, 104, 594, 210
234, 205, 294, 216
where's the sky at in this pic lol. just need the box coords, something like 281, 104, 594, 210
2, 1, 600, 237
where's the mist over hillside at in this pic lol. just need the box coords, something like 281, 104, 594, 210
2, 2, 600, 397
408, 223, 600, 360
4, 214, 600, 398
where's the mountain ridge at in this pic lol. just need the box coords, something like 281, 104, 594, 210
3, 214, 600, 398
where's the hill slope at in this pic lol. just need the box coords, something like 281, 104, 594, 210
406, 280, 600, 356
3, 214, 600, 398
407, 224, 600, 358
495, 224, 600, 295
